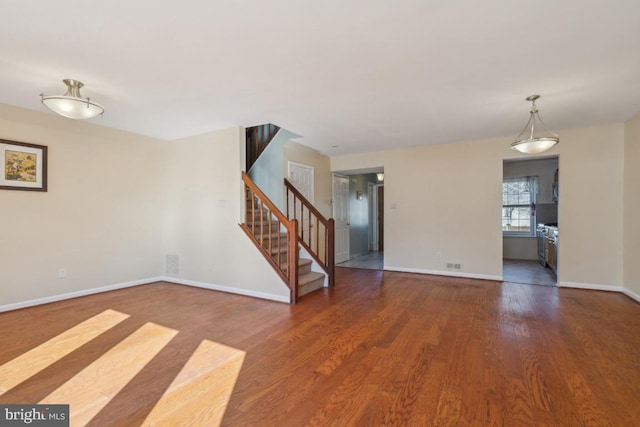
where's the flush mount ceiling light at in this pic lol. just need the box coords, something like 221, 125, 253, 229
40, 79, 104, 120
511, 95, 559, 155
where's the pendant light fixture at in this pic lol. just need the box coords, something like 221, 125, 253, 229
41, 79, 104, 120
511, 95, 559, 154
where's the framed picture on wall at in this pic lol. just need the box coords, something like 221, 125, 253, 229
0, 139, 48, 192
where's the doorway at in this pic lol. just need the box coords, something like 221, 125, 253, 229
502, 157, 558, 286
333, 170, 384, 270
333, 174, 350, 264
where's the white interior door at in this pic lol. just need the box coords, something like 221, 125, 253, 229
288, 162, 314, 202
288, 162, 314, 241
368, 182, 379, 251
333, 174, 350, 264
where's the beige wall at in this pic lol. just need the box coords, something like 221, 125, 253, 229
162, 127, 289, 300
0, 105, 293, 309
332, 138, 504, 280
624, 113, 640, 297
3, 99, 634, 308
0, 104, 164, 309
331, 123, 625, 288
551, 125, 624, 288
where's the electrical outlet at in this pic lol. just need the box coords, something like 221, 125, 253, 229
436, 251, 442, 259
58, 268, 66, 278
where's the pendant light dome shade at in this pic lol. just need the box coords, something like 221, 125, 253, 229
41, 79, 104, 120
511, 95, 559, 154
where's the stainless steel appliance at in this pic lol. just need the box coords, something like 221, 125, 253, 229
537, 223, 558, 274
537, 224, 546, 266
549, 227, 558, 275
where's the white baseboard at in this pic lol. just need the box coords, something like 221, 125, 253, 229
0, 277, 164, 313
558, 281, 623, 292
622, 287, 640, 303
383, 266, 502, 282
159, 276, 290, 303
2, 274, 634, 314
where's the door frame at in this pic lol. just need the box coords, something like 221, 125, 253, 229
367, 182, 384, 252
368, 182, 378, 251
332, 173, 350, 264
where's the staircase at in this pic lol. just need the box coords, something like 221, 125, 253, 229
240, 123, 333, 303
241, 172, 326, 303
245, 197, 325, 298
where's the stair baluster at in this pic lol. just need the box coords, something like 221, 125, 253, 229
284, 178, 335, 287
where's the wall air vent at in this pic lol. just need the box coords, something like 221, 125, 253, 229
166, 254, 179, 275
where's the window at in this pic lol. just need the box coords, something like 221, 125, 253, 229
502, 176, 537, 235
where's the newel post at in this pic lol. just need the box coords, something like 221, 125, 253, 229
327, 218, 335, 287
288, 219, 299, 303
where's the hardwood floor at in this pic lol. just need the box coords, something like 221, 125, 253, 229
1, 269, 639, 426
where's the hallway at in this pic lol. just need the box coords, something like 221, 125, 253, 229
337, 251, 384, 270
503, 259, 557, 286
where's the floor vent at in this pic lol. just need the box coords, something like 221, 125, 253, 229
446, 263, 462, 270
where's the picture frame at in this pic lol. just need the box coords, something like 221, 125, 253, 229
1, 139, 48, 192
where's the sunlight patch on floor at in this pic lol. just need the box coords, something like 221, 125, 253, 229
0, 309, 129, 395
142, 339, 246, 427
40, 322, 178, 426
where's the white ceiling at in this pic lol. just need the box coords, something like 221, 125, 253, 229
1, 0, 639, 155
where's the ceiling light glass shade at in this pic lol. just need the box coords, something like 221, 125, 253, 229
41, 79, 104, 120
511, 95, 559, 154
376, 173, 384, 181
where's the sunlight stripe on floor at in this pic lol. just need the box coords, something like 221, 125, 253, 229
142, 339, 246, 427
0, 309, 129, 395
40, 322, 178, 426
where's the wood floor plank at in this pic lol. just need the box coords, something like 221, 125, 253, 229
42, 322, 178, 426
0, 269, 639, 426
0, 309, 129, 395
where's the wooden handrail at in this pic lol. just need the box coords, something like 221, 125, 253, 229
241, 172, 298, 303
284, 178, 335, 287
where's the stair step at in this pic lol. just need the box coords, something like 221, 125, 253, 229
298, 258, 312, 275
266, 242, 288, 254
245, 220, 281, 230
245, 215, 278, 225
268, 245, 288, 255
245, 210, 273, 219
299, 271, 324, 285
281, 258, 312, 275
298, 271, 325, 297
246, 207, 270, 213
257, 232, 288, 240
